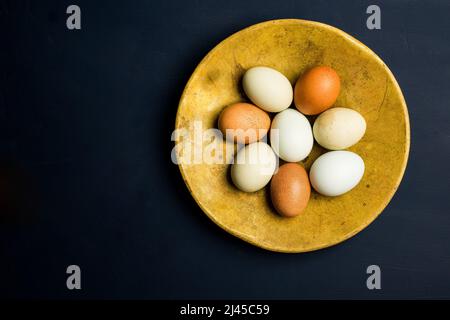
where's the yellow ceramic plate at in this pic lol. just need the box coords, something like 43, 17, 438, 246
175, 19, 410, 253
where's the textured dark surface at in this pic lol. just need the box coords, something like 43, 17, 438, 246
0, 0, 449, 299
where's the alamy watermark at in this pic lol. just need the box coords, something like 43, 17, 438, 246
366, 5, 381, 30
66, 265, 81, 290
66, 5, 81, 30
171, 121, 279, 174
366, 265, 381, 290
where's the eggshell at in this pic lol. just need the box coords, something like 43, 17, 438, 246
270, 163, 310, 217
242, 66, 293, 112
270, 108, 314, 162
294, 66, 340, 115
309, 151, 365, 197
313, 107, 366, 150
218, 102, 271, 144
231, 142, 277, 192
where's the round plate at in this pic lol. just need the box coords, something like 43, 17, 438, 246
175, 19, 410, 253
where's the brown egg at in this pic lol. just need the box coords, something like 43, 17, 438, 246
218, 102, 270, 144
270, 163, 310, 217
294, 66, 341, 115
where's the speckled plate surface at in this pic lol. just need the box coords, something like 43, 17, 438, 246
175, 19, 410, 253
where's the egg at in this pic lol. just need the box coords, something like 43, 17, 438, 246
218, 102, 270, 144
294, 66, 341, 115
309, 151, 365, 196
231, 142, 277, 192
270, 108, 314, 162
242, 66, 293, 112
313, 107, 366, 150
270, 163, 310, 217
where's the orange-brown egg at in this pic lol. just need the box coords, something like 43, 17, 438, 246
270, 163, 310, 217
294, 66, 341, 115
218, 102, 270, 144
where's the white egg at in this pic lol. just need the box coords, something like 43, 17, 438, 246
313, 107, 366, 150
242, 66, 293, 112
270, 108, 314, 162
231, 142, 277, 192
309, 151, 365, 196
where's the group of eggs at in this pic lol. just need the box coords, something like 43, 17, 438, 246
218, 65, 367, 217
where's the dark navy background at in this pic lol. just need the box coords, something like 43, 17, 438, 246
0, 0, 449, 299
